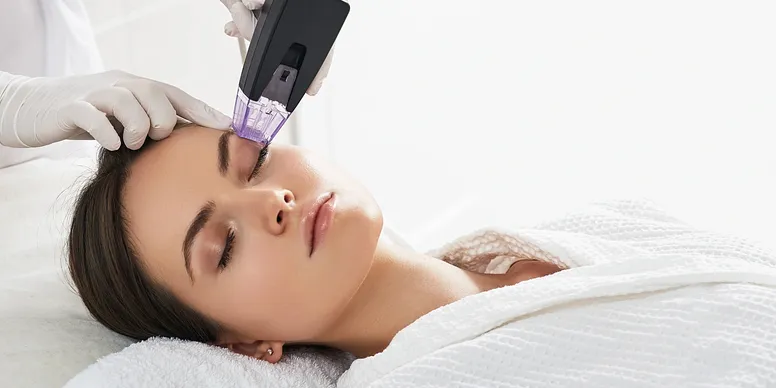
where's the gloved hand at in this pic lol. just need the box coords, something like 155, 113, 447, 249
0, 70, 232, 150
219, 0, 339, 96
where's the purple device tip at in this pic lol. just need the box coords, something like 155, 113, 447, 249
232, 89, 290, 145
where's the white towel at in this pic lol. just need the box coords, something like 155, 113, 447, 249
337, 200, 776, 387
64, 338, 354, 388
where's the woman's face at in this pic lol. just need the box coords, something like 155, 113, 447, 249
122, 126, 383, 343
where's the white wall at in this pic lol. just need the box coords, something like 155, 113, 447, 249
299, 0, 776, 250
84, 1, 776, 251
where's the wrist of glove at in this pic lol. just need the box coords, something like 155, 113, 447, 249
0, 70, 232, 150
219, 0, 339, 96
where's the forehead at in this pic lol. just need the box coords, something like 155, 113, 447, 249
122, 126, 223, 281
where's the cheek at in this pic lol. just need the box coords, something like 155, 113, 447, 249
236, 240, 293, 296
219, 241, 297, 334
231, 240, 327, 340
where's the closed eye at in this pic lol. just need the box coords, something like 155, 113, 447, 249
219, 228, 236, 271
248, 146, 269, 181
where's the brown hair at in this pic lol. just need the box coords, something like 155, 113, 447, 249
67, 138, 219, 342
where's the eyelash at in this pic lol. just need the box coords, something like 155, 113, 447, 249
248, 146, 269, 181
219, 228, 236, 271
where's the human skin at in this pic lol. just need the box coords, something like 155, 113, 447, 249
122, 126, 563, 361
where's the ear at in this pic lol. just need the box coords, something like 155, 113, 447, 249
213, 338, 285, 364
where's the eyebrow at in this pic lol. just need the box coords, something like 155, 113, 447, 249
182, 131, 234, 283
183, 201, 216, 283
217, 131, 232, 176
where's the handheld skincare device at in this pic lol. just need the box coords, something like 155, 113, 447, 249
231, 0, 350, 145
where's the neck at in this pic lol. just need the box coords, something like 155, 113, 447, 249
315, 238, 505, 358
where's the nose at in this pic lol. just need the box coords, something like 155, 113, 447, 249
251, 188, 296, 235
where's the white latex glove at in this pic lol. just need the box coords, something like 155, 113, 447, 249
219, 0, 338, 96
0, 70, 232, 150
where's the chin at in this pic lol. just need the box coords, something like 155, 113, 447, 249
327, 186, 383, 254
329, 200, 382, 263
323, 195, 381, 279
296, 202, 381, 339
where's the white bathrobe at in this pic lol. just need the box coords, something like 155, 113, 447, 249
338, 199, 776, 387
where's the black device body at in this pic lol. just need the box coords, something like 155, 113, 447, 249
238, 0, 350, 113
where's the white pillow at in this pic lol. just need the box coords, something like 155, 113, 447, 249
0, 156, 133, 387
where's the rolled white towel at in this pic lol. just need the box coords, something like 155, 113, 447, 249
64, 338, 354, 388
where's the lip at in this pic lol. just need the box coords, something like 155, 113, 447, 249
301, 192, 336, 257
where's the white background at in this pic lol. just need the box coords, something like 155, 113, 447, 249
83, 0, 776, 251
